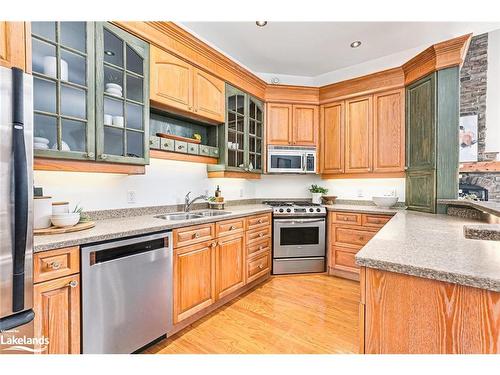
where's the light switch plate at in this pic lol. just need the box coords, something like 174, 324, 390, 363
127, 190, 137, 204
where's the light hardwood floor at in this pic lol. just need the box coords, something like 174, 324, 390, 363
143, 274, 360, 354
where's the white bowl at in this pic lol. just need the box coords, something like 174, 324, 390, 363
51, 141, 71, 151
34, 143, 49, 150
50, 213, 80, 228
105, 83, 122, 91
372, 196, 398, 208
34, 137, 50, 144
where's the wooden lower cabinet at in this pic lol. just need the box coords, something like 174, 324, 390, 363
328, 211, 393, 280
360, 267, 500, 354
33, 274, 80, 354
172, 213, 272, 326
216, 232, 246, 299
173, 240, 217, 324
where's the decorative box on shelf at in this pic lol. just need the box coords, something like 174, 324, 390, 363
149, 135, 219, 159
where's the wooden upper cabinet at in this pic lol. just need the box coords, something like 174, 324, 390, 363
173, 240, 216, 324
150, 45, 192, 112
150, 45, 225, 123
216, 233, 246, 299
320, 101, 344, 174
267, 103, 292, 145
373, 89, 405, 172
267, 103, 319, 146
293, 104, 319, 146
193, 68, 225, 123
345, 96, 373, 173
0, 22, 29, 71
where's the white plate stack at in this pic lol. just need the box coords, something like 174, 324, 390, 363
105, 83, 123, 97
34, 137, 50, 150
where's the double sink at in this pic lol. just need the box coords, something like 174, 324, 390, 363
155, 210, 232, 221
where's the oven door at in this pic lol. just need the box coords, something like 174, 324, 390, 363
267, 152, 304, 173
273, 218, 325, 258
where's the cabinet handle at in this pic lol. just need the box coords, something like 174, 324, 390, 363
48, 261, 62, 270
258, 264, 264, 270
343, 217, 348, 221
100, 154, 108, 160
404, 166, 408, 171
258, 219, 263, 224
193, 232, 200, 239
259, 246, 264, 250
211, 242, 217, 248
188, 106, 193, 110
68, 280, 78, 288
229, 225, 236, 230
86, 152, 95, 158
258, 233, 264, 237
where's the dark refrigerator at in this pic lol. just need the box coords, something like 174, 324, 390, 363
0, 66, 35, 354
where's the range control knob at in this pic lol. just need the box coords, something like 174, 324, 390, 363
286, 208, 292, 213
309, 208, 314, 212
279, 208, 284, 213
316, 208, 321, 212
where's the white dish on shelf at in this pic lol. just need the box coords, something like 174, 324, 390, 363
50, 213, 80, 228
105, 90, 123, 98
105, 83, 122, 92
104, 114, 113, 125
51, 141, 71, 152
34, 143, 49, 150
43, 56, 68, 81
34, 137, 50, 144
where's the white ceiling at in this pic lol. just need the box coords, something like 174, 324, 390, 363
180, 22, 500, 78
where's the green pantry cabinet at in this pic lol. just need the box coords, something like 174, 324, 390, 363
31, 22, 150, 165
208, 84, 264, 175
405, 68, 460, 213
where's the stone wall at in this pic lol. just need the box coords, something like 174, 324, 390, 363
460, 33, 488, 160
460, 172, 500, 201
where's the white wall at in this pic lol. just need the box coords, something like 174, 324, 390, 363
34, 159, 404, 211
486, 29, 500, 158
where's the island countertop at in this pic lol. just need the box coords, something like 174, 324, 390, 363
34, 204, 272, 253
355, 210, 500, 292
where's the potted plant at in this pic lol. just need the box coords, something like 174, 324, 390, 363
309, 184, 328, 204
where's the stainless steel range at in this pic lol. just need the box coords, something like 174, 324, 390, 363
264, 201, 327, 275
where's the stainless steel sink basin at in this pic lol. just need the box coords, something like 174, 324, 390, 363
194, 210, 232, 217
155, 213, 204, 221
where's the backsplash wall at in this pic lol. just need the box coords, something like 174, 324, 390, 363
34, 159, 405, 211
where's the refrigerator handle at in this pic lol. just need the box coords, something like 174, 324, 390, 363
12, 67, 28, 312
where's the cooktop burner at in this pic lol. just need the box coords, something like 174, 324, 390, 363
263, 200, 326, 217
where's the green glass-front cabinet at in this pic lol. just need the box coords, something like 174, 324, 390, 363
31, 22, 150, 165
208, 84, 264, 175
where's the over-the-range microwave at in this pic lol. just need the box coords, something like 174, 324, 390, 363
267, 146, 317, 174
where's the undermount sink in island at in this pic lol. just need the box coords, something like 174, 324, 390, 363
355, 210, 500, 354
155, 210, 233, 221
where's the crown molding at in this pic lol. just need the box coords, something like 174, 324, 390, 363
113, 21, 267, 99
265, 84, 320, 104
402, 33, 472, 85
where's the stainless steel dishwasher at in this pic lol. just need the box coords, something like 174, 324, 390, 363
81, 231, 172, 354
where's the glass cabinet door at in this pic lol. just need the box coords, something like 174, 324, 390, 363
31, 22, 95, 159
248, 97, 263, 172
226, 88, 246, 169
95, 22, 149, 165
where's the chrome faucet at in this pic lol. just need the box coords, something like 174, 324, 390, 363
184, 191, 208, 212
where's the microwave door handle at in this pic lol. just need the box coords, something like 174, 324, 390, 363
302, 154, 306, 173
275, 219, 325, 224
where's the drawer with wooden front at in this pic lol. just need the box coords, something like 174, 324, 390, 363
246, 213, 271, 231
246, 225, 271, 245
215, 217, 245, 238
361, 214, 392, 228
330, 246, 358, 272
173, 223, 215, 248
330, 211, 362, 226
247, 237, 271, 259
34, 246, 80, 283
332, 226, 376, 249
247, 252, 270, 283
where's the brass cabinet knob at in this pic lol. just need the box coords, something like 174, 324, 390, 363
49, 261, 61, 270
211, 242, 217, 248
68, 280, 78, 288
258, 233, 264, 237
258, 264, 264, 270
229, 225, 236, 230
259, 246, 263, 250
193, 232, 200, 238
258, 219, 263, 224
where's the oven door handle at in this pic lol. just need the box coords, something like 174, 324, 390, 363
274, 218, 325, 224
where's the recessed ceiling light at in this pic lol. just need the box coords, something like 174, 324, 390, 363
256, 21, 268, 27
350, 41, 362, 48
271, 77, 280, 84
104, 50, 115, 56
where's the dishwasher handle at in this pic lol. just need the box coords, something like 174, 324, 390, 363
83, 232, 171, 266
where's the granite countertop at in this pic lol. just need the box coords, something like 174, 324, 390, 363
323, 204, 403, 215
438, 198, 500, 217
355, 210, 500, 292
464, 224, 500, 241
34, 204, 272, 253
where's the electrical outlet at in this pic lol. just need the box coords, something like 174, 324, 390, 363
357, 189, 363, 198
239, 188, 244, 198
127, 190, 137, 204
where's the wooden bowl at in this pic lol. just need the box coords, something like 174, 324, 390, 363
321, 195, 337, 205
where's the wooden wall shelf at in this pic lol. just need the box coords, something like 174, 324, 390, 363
34, 158, 146, 175
150, 149, 218, 164
459, 161, 500, 172
207, 171, 261, 179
